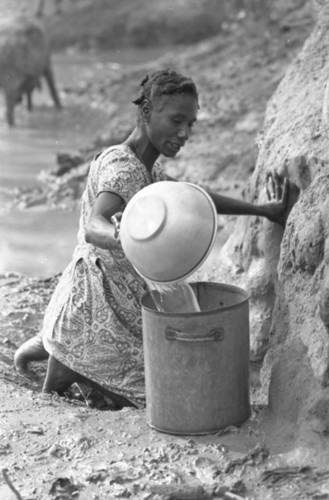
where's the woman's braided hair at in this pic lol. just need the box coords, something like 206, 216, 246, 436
132, 68, 198, 106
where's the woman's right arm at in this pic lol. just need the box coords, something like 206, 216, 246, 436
85, 191, 124, 250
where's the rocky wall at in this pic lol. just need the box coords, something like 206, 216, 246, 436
219, 1, 329, 428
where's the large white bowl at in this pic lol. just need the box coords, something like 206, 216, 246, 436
120, 181, 218, 284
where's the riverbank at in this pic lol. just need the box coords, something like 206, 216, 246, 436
2, 272, 329, 499
9, 3, 315, 209
1, 1, 326, 499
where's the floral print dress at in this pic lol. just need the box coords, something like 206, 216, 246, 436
42, 145, 166, 408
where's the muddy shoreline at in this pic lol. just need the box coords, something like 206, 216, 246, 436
1, 271, 328, 500
2, 1, 328, 499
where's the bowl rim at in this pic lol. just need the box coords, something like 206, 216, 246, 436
130, 182, 218, 284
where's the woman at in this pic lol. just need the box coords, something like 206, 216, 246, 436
14, 68, 289, 409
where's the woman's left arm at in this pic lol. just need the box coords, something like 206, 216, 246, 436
165, 174, 178, 182
208, 173, 291, 227
166, 171, 294, 227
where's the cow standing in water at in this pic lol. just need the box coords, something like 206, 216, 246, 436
0, 14, 62, 126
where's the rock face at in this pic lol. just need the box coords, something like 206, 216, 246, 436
221, 1, 329, 429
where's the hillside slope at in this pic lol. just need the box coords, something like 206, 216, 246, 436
18, 1, 315, 216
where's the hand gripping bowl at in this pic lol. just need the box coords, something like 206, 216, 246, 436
119, 181, 218, 284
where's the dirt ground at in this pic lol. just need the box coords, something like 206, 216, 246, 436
2, 275, 329, 500
2, 1, 329, 499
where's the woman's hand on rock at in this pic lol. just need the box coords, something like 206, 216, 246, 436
264, 171, 300, 227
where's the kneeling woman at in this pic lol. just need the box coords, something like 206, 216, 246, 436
14, 68, 289, 409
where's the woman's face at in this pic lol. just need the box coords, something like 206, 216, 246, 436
146, 93, 198, 157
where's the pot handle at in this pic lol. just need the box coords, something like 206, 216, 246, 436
165, 327, 224, 342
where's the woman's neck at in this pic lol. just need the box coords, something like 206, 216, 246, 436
125, 129, 159, 171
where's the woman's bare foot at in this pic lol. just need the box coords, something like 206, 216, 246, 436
14, 335, 49, 375
43, 355, 136, 409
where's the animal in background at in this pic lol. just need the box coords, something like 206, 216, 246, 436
16, 75, 42, 111
0, 14, 62, 126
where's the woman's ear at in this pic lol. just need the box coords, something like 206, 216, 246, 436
141, 99, 151, 124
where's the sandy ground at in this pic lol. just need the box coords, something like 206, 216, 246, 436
2, 1, 329, 499
1, 277, 329, 499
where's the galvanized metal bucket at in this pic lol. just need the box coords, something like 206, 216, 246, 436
141, 282, 250, 435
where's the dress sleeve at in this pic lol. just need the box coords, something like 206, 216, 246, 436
152, 161, 167, 182
96, 147, 150, 205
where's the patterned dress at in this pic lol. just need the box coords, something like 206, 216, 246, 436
42, 145, 166, 408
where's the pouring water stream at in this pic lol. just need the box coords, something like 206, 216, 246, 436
146, 280, 201, 313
